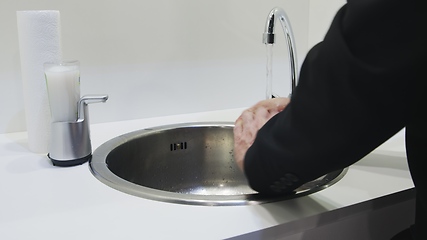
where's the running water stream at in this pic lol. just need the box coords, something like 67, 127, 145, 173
266, 44, 274, 99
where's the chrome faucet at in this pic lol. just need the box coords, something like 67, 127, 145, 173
263, 7, 298, 96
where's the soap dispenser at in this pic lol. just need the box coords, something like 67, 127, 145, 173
44, 61, 108, 167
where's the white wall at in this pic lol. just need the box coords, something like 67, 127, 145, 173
0, 0, 311, 134
2, 0, 347, 135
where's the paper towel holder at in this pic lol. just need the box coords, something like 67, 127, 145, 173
48, 95, 108, 167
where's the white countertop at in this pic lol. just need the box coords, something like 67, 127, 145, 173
0, 108, 414, 239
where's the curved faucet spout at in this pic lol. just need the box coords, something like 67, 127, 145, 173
263, 7, 298, 96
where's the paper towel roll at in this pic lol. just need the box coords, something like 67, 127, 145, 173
17, 10, 63, 153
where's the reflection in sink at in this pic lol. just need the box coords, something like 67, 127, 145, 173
89, 122, 347, 206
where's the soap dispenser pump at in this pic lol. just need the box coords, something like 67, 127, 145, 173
48, 95, 108, 167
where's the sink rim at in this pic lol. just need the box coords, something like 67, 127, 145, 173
89, 121, 348, 206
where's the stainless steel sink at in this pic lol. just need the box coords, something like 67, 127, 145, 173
89, 122, 347, 206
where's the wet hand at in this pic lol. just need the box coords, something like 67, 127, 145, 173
233, 97, 290, 171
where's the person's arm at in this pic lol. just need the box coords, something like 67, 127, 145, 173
242, 0, 417, 195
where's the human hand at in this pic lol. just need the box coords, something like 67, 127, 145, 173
233, 97, 290, 171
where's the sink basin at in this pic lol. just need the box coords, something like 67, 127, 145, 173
90, 122, 347, 206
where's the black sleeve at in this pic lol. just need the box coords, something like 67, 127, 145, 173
244, 0, 419, 195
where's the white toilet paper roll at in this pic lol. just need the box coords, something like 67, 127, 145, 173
17, 10, 63, 153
